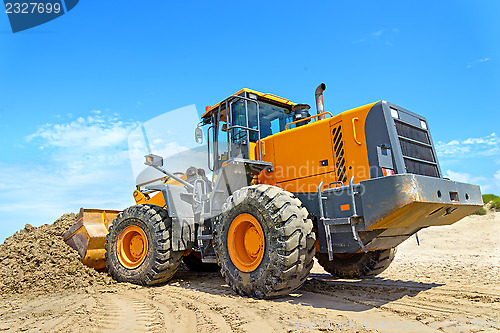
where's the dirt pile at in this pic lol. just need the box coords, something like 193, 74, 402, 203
0, 213, 115, 295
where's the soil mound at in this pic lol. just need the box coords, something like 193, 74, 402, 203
0, 213, 114, 295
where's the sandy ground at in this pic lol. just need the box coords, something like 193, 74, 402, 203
0, 212, 499, 333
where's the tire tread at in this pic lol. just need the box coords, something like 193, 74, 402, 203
214, 185, 315, 299
105, 204, 183, 286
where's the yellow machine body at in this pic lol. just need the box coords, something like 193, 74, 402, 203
258, 102, 376, 192
65, 87, 483, 268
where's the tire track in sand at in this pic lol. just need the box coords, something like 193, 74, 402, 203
303, 277, 500, 329
90, 290, 164, 332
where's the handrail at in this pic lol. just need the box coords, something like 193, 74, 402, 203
328, 181, 343, 189
285, 111, 333, 130
352, 117, 362, 145
227, 94, 262, 161
207, 125, 214, 171
229, 125, 259, 132
262, 93, 290, 104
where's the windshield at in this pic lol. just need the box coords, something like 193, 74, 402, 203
231, 100, 293, 142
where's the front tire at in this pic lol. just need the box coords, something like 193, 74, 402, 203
105, 204, 183, 286
315, 248, 397, 278
214, 185, 316, 299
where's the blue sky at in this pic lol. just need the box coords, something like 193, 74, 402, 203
0, 1, 499, 242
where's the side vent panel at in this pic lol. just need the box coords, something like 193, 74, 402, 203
332, 124, 348, 184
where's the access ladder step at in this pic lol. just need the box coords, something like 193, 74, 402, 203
198, 235, 213, 240
201, 256, 217, 264
323, 217, 351, 226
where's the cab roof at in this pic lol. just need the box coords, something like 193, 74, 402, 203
201, 88, 297, 120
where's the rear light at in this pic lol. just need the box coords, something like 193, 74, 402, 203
382, 168, 395, 176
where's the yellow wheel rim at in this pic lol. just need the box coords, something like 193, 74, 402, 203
117, 225, 148, 269
227, 213, 265, 272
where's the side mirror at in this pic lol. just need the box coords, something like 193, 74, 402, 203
145, 154, 163, 167
195, 126, 203, 144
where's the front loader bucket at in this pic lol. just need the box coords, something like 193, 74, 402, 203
63, 208, 121, 270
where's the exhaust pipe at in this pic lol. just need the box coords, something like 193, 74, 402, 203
315, 83, 326, 120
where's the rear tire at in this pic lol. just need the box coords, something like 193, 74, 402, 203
105, 204, 183, 286
182, 252, 220, 272
315, 248, 397, 278
214, 185, 316, 299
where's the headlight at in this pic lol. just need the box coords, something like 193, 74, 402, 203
390, 108, 399, 119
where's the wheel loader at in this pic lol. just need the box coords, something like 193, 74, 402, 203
64, 84, 483, 298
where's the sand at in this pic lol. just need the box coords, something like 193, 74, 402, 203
0, 212, 498, 332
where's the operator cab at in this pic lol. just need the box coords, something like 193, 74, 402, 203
201, 89, 297, 170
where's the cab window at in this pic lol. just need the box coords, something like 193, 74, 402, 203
231, 100, 292, 143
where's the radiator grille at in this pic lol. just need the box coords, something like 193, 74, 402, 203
399, 140, 435, 162
395, 119, 439, 177
395, 121, 430, 144
332, 125, 347, 183
404, 158, 439, 178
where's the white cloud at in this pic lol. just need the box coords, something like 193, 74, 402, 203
26, 112, 138, 149
25, 113, 143, 179
438, 134, 500, 193
436, 133, 499, 158
445, 170, 490, 191
0, 112, 140, 242
494, 170, 500, 190
445, 170, 469, 183
353, 28, 398, 45
445, 170, 486, 184
466, 57, 491, 69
